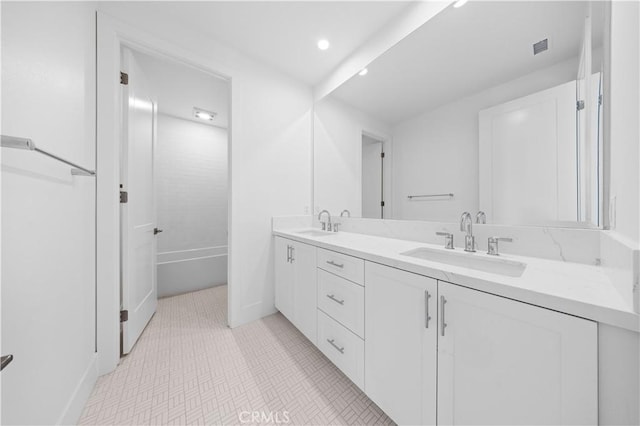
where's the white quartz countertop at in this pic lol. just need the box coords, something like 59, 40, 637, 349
273, 228, 640, 332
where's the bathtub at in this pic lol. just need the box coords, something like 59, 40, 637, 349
157, 246, 227, 297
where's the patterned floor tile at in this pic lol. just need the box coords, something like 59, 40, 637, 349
78, 286, 394, 426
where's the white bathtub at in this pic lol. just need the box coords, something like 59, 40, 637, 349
157, 246, 227, 298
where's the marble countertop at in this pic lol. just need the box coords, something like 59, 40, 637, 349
273, 228, 639, 332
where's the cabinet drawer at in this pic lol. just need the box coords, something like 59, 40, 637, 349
317, 248, 364, 285
317, 309, 365, 390
317, 269, 364, 338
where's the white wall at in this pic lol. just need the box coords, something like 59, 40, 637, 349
608, 0, 639, 244
156, 114, 228, 254
391, 57, 578, 222
155, 114, 228, 297
314, 97, 391, 217
96, 3, 313, 335
1, 2, 97, 424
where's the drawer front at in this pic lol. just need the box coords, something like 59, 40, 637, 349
317, 248, 364, 285
317, 310, 365, 390
317, 269, 365, 338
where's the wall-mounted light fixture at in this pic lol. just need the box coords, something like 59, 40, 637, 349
193, 107, 217, 121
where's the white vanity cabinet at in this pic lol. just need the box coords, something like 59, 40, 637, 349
364, 262, 438, 426
274, 237, 599, 426
437, 281, 598, 425
274, 237, 317, 344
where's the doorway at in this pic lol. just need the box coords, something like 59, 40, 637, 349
119, 46, 230, 355
362, 133, 385, 219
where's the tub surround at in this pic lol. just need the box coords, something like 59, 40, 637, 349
272, 216, 638, 332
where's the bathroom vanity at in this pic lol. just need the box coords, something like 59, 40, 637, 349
273, 225, 638, 425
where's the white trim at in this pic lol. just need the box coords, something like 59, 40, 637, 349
158, 254, 228, 265
56, 354, 98, 425
96, 12, 232, 375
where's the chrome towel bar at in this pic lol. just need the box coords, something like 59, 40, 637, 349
407, 193, 454, 200
1, 135, 96, 176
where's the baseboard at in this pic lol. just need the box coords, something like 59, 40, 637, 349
57, 353, 98, 425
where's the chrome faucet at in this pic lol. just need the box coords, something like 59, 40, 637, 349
460, 212, 476, 252
340, 209, 351, 218
476, 211, 486, 224
318, 210, 332, 231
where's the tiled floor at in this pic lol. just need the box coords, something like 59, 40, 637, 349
79, 286, 394, 425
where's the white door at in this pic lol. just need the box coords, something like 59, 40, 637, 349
364, 262, 437, 425
479, 80, 577, 225
121, 48, 158, 354
274, 237, 294, 321
437, 281, 597, 425
291, 241, 317, 344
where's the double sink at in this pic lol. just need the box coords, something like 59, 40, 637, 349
292, 229, 527, 278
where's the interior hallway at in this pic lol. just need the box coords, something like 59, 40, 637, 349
78, 286, 393, 425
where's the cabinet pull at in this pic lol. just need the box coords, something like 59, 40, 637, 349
286, 245, 291, 263
440, 295, 447, 337
326, 294, 345, 305
326, 260, 344, 268
327, 338, 345, 354
425, 290, 432, 328
1, 354, 14, 371
290, 246, 295, 263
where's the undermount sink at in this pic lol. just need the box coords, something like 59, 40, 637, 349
401, 247, 526, 277
294, 229, 334, 237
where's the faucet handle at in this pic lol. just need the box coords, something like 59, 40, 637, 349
487, 236, 512, 256
436, 232, 454, 249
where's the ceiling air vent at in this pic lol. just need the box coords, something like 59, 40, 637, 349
533, 39, 548, 55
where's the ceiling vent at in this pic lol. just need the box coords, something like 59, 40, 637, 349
533, 39, 548, 55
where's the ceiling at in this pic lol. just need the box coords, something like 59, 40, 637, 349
134, 50, 230, 128
330, 1, 598, 125
103, 1, 414, 86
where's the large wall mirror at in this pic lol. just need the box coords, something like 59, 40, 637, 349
314, 0, 608, 228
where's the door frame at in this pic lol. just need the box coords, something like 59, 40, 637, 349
96, 12, 233, 375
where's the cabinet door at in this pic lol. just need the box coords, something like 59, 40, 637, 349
274, 237, 294, 321
437, 281, 597, 426
291, 241, 317, 344
365, 262, 437, 425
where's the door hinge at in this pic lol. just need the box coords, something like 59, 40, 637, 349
576, 100, 585, 111
120, 71, 129, 85
381, 152, 385, 158
120, 310, 129, 322
120, 190, 128, 203
381, 201, 385, 207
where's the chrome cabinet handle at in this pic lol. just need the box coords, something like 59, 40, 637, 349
286, 245, 291, 263
326, 294, 345, 305
290, 246, 295, 263
327, 339, 345, 354
326, 260, 344, 268
425, 290, 432, 328
440, 296, 447, 337
1, 354, 14, 371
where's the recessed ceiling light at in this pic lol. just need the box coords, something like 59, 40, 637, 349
317, 39, 330, 51
453, 0, 469, 8
358, 68, 368, 76
194, 107, 216, 121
